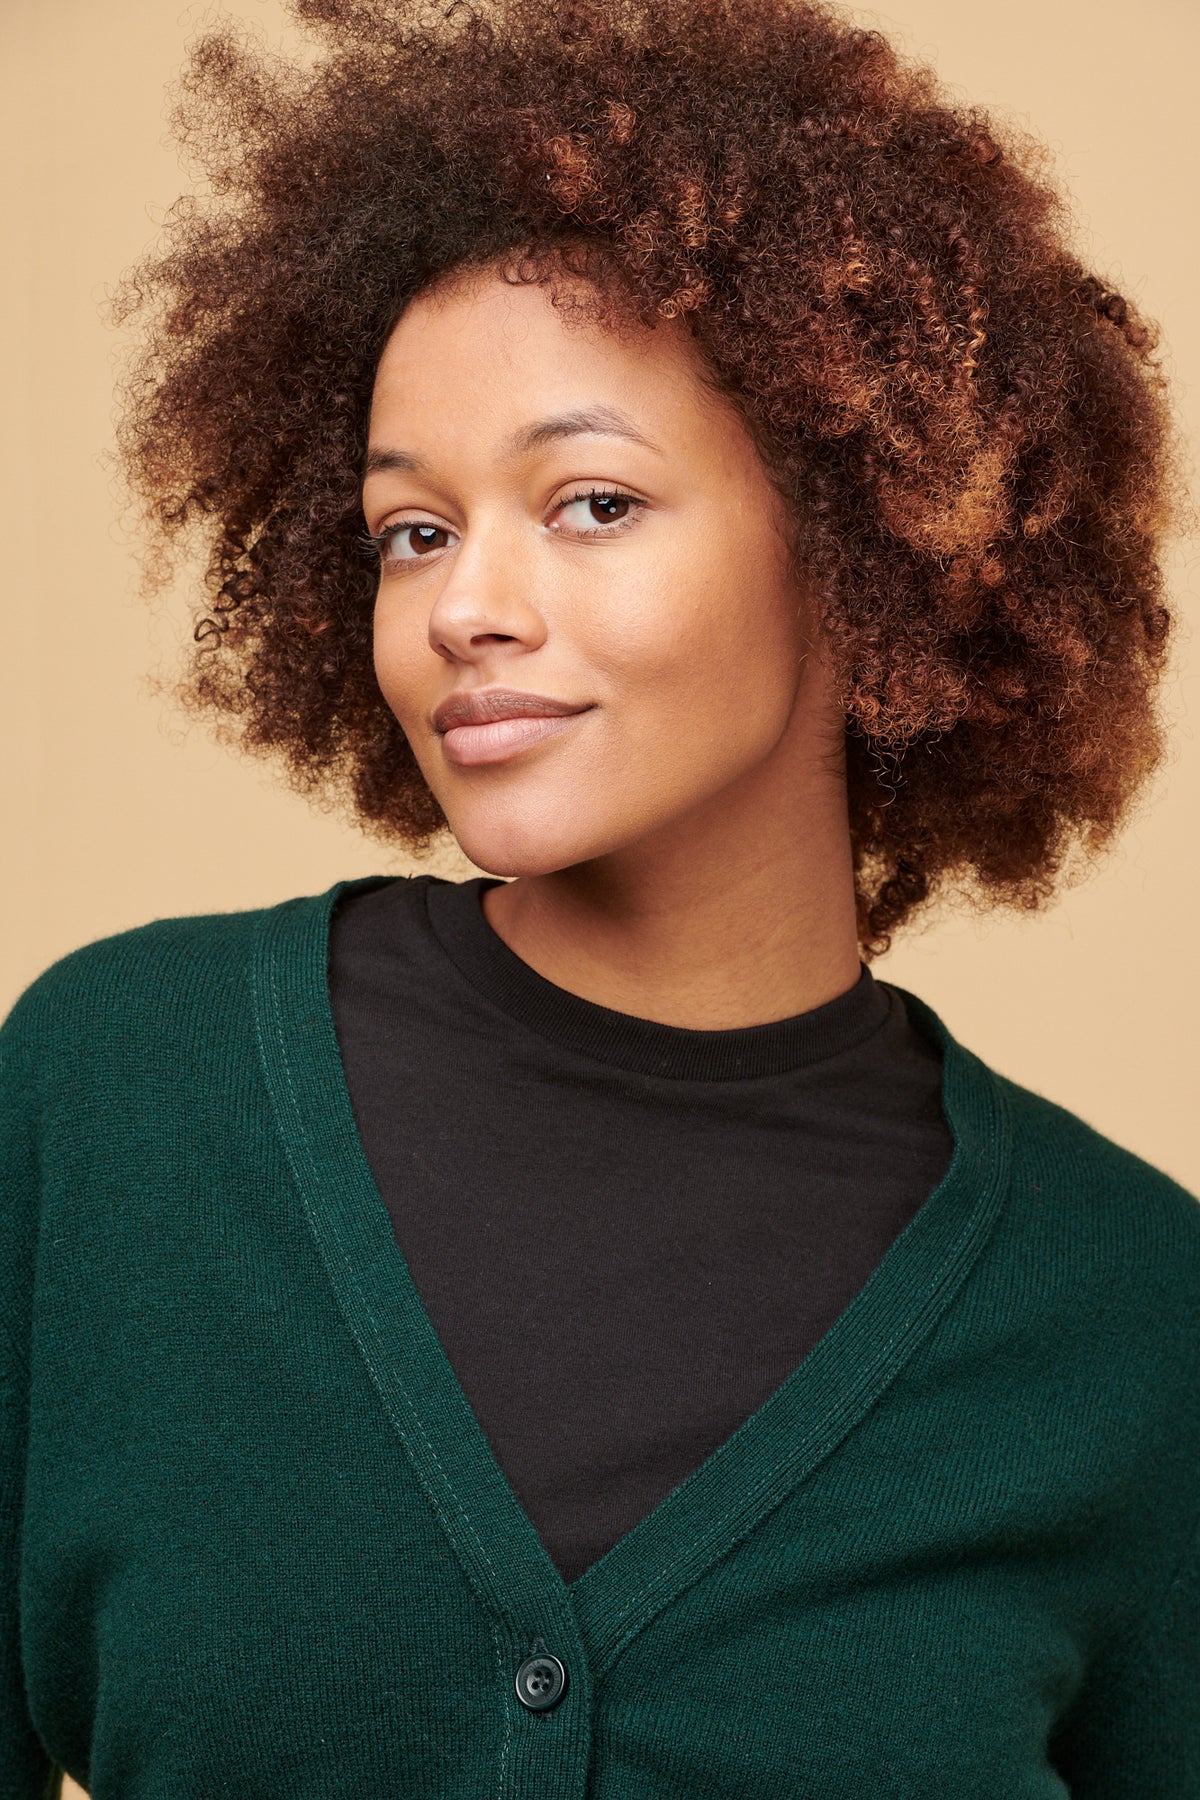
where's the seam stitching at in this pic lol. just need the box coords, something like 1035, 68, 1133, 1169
253, 903, 515, 1629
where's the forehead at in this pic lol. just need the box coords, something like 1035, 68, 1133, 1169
368, 267, 731, 450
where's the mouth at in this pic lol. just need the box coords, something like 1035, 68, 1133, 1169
432, 687, 595, 769
440, 711, 592, 767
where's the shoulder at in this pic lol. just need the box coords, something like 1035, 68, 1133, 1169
965, 1061, 1200, 1418
0, 882, 347, 1084
981, 1068, 1200, 1544
897, 978, 1200, 1411
994, 1066, 1200, 1257
896, 979, 1200, 1266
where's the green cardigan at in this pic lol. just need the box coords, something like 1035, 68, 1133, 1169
2, 879, 1198, 1799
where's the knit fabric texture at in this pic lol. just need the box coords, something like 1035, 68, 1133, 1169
2, 878, 1198, 1799
327, 872, 955, 1587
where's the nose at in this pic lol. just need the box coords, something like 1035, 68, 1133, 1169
426, 515, 548, 666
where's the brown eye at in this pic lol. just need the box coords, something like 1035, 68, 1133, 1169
381, 522, 452, 565
585, 494, 631, 524
555, 488, 644, 537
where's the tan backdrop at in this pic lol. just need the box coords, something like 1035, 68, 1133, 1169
3, 0, 1198, 1185
2, 0, 1197, 1793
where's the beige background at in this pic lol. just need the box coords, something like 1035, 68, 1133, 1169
1, 0, 1197, 1793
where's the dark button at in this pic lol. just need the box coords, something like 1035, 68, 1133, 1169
514, 1638, 568, 1712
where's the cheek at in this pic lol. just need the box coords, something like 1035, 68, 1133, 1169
372, 597, 424, 725
587, 552, 804, 757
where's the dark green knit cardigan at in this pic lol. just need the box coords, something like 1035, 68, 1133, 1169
2, 879, 1198, 1798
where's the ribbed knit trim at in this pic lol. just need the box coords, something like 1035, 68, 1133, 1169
423, 876, 889, 1080
254, 877, 1014, 1682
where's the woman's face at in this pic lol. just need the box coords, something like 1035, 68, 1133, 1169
365, 262, 837, 878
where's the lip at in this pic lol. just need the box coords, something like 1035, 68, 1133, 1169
432, 687, 592, 733
440, 711, 591, 767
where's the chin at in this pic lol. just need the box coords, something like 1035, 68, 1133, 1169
444, 800, 614, 880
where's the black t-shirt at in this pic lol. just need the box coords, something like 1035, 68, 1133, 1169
328, 874, 955, 1585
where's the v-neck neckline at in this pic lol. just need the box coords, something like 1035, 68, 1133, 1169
252, 876, 1013, 1677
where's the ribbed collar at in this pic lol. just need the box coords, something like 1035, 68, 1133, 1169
423, 876, 890, 1082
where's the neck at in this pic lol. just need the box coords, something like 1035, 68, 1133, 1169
480, 738, 863, 1033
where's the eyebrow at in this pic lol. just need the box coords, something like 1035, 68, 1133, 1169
362, 405, 663, 479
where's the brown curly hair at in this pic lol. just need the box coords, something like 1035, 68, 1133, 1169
113, 0, 1184, 957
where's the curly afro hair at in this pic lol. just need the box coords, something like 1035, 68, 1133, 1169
114, 0, 1184, 957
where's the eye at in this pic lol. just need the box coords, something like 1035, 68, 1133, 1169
362, 484, 645, 575
370, 521, 454, 571
551, 486, 645, 538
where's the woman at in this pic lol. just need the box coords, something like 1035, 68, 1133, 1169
3, 0, 1196, 1792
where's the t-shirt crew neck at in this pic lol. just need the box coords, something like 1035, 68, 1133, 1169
327, 874, 955, 1585
423, 874, 892, 1081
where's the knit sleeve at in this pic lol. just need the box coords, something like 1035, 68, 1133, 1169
0, 1006, 61, 1799
1050, 1511, 1200, 1796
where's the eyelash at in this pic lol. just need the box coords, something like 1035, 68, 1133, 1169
360, 485, 645, 573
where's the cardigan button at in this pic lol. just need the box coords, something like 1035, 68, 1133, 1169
514, 1640, 568, 1712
